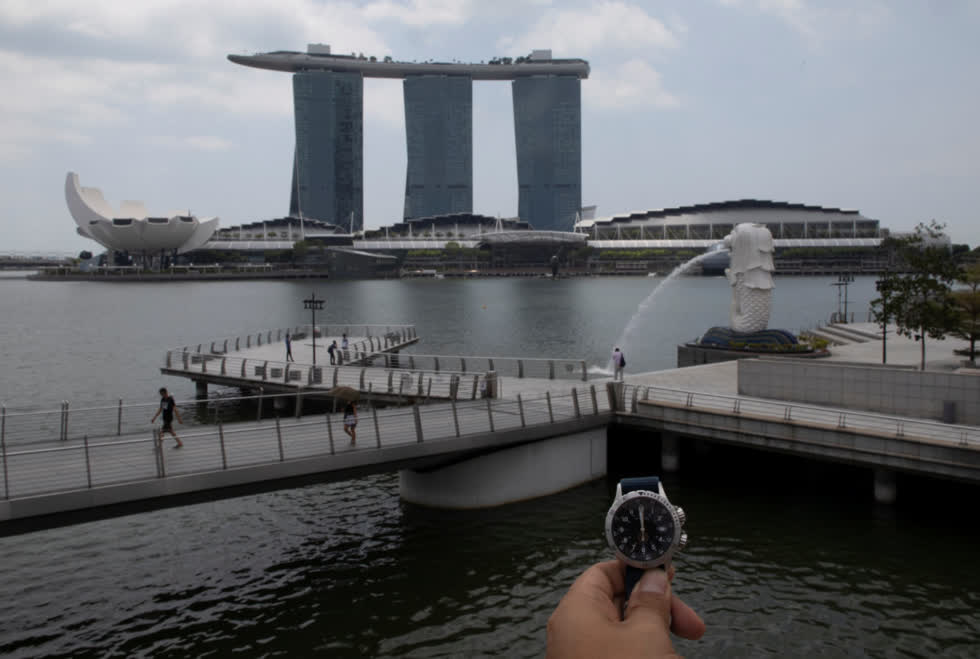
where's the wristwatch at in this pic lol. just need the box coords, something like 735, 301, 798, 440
605, 476, 688, 601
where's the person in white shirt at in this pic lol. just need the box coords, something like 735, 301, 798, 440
612, 347, 625, 381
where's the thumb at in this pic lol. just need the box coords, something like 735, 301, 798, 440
623, 568, 675, 655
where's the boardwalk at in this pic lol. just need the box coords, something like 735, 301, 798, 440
0, 385, 611, 533
3, 322, 979, 534
161, 325, 589, 402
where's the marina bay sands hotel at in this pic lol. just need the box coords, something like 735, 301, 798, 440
228, 45, 589, 233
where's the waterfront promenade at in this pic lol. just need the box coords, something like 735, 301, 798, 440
1, 321, 978, 534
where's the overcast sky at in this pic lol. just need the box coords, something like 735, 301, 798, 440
2, 0, 978, 254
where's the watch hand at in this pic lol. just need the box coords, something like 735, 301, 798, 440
639, 505, 646, 539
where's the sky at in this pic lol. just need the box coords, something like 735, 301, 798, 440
1, 0, 978, 255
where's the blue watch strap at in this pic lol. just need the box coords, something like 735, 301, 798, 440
621, 476, 660, 494
621, 476, 662, 602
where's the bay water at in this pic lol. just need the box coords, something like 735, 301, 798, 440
0, 274, 976, 658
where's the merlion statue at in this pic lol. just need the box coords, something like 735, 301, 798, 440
723, 223, 774, 333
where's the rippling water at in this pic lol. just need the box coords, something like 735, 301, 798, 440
0, 275, 977, 657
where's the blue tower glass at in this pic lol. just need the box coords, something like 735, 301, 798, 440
512, 76, 582, 232
403, 75, 473, 219
291, 71, 363, 231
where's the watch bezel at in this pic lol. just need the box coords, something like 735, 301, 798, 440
605, 489, 682, 569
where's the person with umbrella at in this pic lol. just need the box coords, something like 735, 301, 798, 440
329, 386, 359, 444
343, 400, 357, 443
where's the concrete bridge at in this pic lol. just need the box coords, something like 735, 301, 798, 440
0, 385, 612, 536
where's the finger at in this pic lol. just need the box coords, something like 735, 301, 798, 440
623, 568, 675, 656
670, 594, 706, 640
563, 561, 625, 622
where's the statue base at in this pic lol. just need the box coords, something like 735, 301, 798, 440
698, 326, 799, 349
677, 327, 821, 368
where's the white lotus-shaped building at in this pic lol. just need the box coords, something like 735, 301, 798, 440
65, 172, 219, 253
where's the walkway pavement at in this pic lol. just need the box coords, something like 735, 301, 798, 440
618, 323, 978, 399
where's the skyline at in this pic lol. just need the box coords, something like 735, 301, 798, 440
1, 0, 978, 253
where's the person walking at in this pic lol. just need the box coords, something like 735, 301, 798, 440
328, 340, 338, 365
151, 387, 183, 448
612, 347, 626, 381
285, 331, 294, 362
341, 333, 349, 361
343, 401, 358, 444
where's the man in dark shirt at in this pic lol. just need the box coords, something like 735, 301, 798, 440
151, 387, 183, 448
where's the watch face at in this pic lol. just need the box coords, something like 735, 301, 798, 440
605, 491, 679, 568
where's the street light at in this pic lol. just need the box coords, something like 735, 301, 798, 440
875, 276, 891, 364
831, 273, 855, 323
303, 292, 324, 365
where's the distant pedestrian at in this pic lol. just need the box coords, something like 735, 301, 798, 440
328, 340, 338, 364
343, 401, 358, 443
612, 347, 626, 381
341, 333, 349, 360
151, 387, 183, 448
285, 331, 294, 362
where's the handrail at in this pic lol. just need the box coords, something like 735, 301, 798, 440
0, 387, 612, 503
360, 352, 589, 381
164, 351, 494, 397
168, 324, 417, 356
621, 384, 980, 448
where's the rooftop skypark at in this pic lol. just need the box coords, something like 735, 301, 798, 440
227, 45, 590, 79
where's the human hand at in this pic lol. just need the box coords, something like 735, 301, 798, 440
547, 561, 704, 658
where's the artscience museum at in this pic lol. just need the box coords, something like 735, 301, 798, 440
65, 172, 219, 258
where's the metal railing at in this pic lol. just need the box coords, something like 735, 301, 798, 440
163, 352, 496, 400
0, 386, 611, 502
620, 384, 980, 448
1, 365, 501, 450
361, 352, 589, 381
168, 324, 418, 365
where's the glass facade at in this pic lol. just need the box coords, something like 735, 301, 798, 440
512, 76, 582, 232
291, 71, 363, 231
403, 75, 472, 219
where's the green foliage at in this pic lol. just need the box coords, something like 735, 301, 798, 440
597, 249, 697, 260
871, 220, 960, 369
799, 334, 831, 351
292, 240, 310, 261
778, 247, 876, 259
951, 262, 980, 364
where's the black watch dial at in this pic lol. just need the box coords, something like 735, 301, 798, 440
609, 495, 676, 564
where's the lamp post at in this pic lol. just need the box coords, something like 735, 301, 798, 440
831, 273, 855, 323
840, 273, 854, 323
875, 277, 890, 364
303, 292, 324, 365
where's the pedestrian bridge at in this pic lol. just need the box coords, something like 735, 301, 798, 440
0, 384, 612, 535
161, 324, 589, 402
2, 374, 979, 536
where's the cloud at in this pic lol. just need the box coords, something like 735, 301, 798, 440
0, 1, 393, 59
499, 1, 680, 56
718, 0, 891, 43
364, 78, 406, 127
362, 0, 475, 26
148, 135, 233, 152
0, 46, 295, 160
585, 58, 679, 111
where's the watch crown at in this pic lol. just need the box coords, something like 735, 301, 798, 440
675, 506, 687, 526
678, 532, 688, 551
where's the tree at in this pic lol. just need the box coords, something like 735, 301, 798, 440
78, 250, 93, 260
951, 262, 980, 366
871, 221, 960, 369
